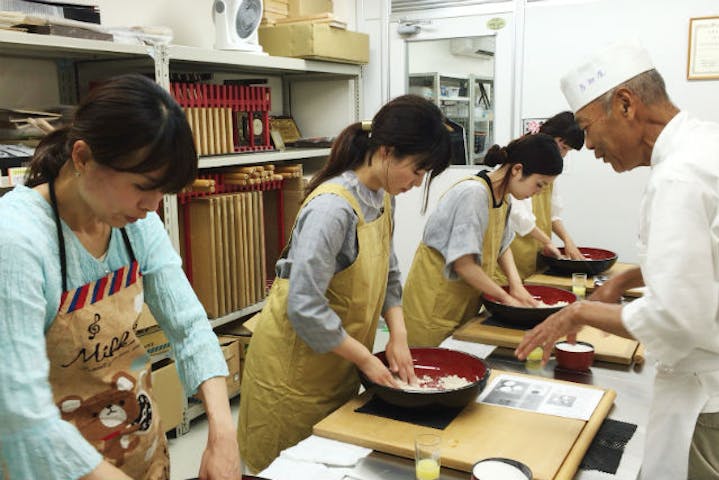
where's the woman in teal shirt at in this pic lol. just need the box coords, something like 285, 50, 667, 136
0, 75, 239, 480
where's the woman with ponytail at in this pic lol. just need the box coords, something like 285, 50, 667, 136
238, 94, 451, 472
497, 111, 586, 283
0, 75, 240, 480
403, 133, 563, 346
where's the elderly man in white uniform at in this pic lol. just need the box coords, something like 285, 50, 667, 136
515, 39, 719, 479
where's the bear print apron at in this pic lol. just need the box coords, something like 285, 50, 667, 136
45, 181, 169, 480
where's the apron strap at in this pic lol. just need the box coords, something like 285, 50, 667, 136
476, 170, 504, 208
49, 180, 137, 292
120, 228, 137, 263
48, 180, 68, 292
278, 182, 380, 260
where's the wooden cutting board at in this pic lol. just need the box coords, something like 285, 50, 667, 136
525, 262, 644, 298
453, 313, 642, 365
314, 370, 615, 480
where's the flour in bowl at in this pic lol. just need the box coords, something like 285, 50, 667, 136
472, 460, 529, 480
396, 374, 472, 392
556, 342, 594, 353
535, 300, 569, 308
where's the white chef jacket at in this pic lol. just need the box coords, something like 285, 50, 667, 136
622, 111, 719, 412
508, 182, 564, 236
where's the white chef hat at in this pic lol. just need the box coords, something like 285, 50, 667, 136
560, 39, 655, 112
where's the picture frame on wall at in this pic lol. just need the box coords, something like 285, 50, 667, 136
522, 118, 547, 135
687, 16, 719, 80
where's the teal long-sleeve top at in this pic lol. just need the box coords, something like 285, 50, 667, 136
0, 185, 228, 480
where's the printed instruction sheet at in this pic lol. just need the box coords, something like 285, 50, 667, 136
477, 374, 604, 420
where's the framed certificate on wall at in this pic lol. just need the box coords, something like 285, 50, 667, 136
687, 16, 719, 80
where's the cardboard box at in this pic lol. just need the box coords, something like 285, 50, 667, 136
258, 23, 369, 64
151, 359, 184, 432
218, 335, 242, 395
137, 326, 171, 357
289, 0, 332, 16
216, 320, 254, 382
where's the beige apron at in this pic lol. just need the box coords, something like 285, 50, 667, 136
45, 182, 169, 480
403, 175, 508, 347
238, 183, 392, 473
493, 183, 553, 284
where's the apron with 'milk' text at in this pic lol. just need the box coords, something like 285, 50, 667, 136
45, 181, 169, 480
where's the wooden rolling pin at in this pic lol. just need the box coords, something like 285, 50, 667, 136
188, 179, 216, 193
224, 178, 249, 186
276, 165, 302, 173
223, 172, 250, 180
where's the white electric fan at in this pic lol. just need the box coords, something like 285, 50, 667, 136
213, 0, 265, 53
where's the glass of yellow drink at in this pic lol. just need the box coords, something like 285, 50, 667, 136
572, 272, 588, 299
415, 433, 441, 480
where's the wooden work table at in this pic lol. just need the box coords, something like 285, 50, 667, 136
525, 262, 645, 298
328, 352, 653, 480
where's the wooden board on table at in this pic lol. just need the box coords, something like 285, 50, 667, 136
525, 262, 644, 298
453, 312, 640, 365
314, 369, 616, 480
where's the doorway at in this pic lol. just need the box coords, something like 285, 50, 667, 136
388, 11, 515, 165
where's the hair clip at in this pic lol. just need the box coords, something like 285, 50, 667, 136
361, 120, 372, 132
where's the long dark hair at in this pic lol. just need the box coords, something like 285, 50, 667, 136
483, 133, 563, 193
26, 74, 197, 193
306, 94, 451, 200
539, 111, 584, 150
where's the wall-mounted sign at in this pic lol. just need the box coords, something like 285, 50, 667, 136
522, 118, 547, 135
688, 16, 719, 80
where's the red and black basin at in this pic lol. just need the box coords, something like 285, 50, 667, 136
539, 246, 618, 275
358, 347, 490, 409
481, 285, 577, 328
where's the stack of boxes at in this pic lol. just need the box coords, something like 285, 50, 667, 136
262, 0, 289, 25
258, 0, 369, 64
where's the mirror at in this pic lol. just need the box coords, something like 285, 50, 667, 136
407, 35, 495, 165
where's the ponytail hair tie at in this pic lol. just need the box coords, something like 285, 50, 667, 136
361, 120, 372, 132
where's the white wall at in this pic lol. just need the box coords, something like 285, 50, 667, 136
521, 0, 719, 264
360, 0, 719, 278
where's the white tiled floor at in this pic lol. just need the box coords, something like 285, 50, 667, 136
167, 324, 390, 480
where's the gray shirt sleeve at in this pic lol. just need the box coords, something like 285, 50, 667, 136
383, 196, 402, 312
499, 201, 515, 255
283, 193, 354, 353
277, 173, 400, 352
423, 181, 497, 280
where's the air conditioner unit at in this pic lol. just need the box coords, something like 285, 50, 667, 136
213, 0, 265, 53
450, 37, 496, 58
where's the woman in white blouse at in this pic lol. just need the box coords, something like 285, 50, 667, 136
500, 111, 585, 281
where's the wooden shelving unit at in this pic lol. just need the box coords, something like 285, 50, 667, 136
1, 29, 360, 436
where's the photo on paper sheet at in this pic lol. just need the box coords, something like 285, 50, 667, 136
477, 374, 603, 421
